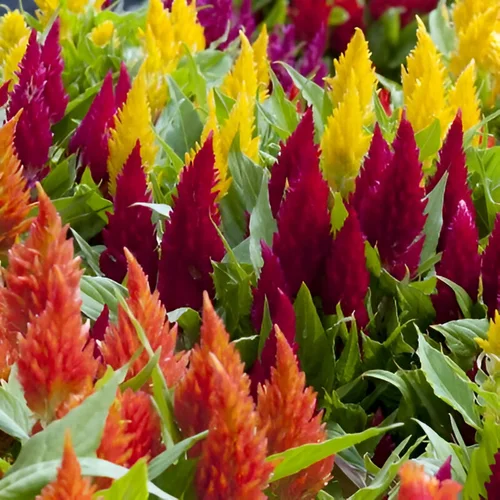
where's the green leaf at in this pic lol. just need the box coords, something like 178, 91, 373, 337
97, 460, 149, 500
167, 308, 201, 349
420, 172, 448, 266
0, 387, 32, 443
436, 276, 473, 318
71, 228, 103, 276
329, 6, 349, 26
417, 331, 481, 429
80, 276, 128, 321
429, 0, 455, 56
336, 322, 362, 387
148, 430, 208, 480
42, 155, 76, 198
131, 202, 172, 218
267, 424, 403, 482
7, 366, 127, 474
257, 297, 273, 358
331, 192, 349, 234
415, 119, 441, 161
119, 349, 160, 392
193, 50, 232, 88
232, 335, 259, 368
294, 284, 334, 393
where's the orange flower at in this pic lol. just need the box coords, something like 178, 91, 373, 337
17, 265, 97, 424
100, 249, 188, 387
195, 354, 274, 499
398, 461, 462, 499
257, 327, 334, 499
174, 292, 248, 453
37, 431, 95, 500
97, 388, 162, 467
0, 111, 31, 256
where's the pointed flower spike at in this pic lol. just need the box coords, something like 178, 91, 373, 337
257, 327, 334, 498
274, 146, 331, 297
376, 117, 427, 279
89, 20, 115, 48
107, 65, 158, 196
158, 137, 225, 311
90, 305, 109, 360
170, 0, 206, 53
252, 25, 270, 101
269, 108, 318, 217
321, 71, 372, 196
3, 35, 29, 89
402, 17, 449, 133
321, 208, 369, 326
0, 10, 30, 65
100, 142, 158, 289
351, 123, 393, 245
101, 249, 187, 387
174, 293, 249, 455
196, 353, 273, 499
482, 215, 500, 318
325, 28, 376, 122
0, 113, 32, 256
37, 431, 95, 500
433, 201, 480, 323
116, 62, 131, 110
397, 460, 462, 499
475, 311, 500, 356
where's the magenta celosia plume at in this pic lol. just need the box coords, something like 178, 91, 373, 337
290, 0, 331, 43
158, 136, 225, 312
481, 214, 500, 318
433, 200, 480, 322
100, 141, 158, 289
115, 62, 131, 109
89, 305, 109, 359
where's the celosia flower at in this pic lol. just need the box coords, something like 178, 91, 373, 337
89, 305, 109, 360
433, 201, 480, 323
158, 137, 225, 312
174, 293, 249, 453
192, 0, 233, 46
101, 249, 188, 387
397, 460, 462, 499
268, 108, 318, 217
427, 113, 475, 248
257, 327, 334, 498
485, 451, 500, 497
37, 432, 96, 500
298, 27, 328, 87
351, 124, 393, 245
196, 354, 274, 498
375, 117, 427, 279
273, 152, 331, 297
289, 0, 332, 43
107, 65, 158, 196
89, 20, 115, 48
252, 26, 270, 101
321, 208, 369, 326
97, 388, 162, 467
170, 0, 206, 52
2, 34, 29, 89
268, 25, 297, 92
115, 62, 131, 109
100, 142, 158, 289
482, 215, 500, 318
330, 0, 365, 55
370, 0, 439, 25
475, 310, 500, 356
0, 112, 32, 256
0, 10, 29, 65
371, 408, 396, 467
17, 263, 97, 423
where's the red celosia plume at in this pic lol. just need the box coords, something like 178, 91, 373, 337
289, 0, 332, 42
115, 62, 131, 110
482, 214, 500, 318
330, 0, 365, 54
257, 327, 334, 498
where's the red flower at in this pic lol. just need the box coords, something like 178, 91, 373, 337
257, 327, 334, 498
89, 305, 109, 360
100, 142, 158, 289
321, 208, 369, 326
369, 0, 439, 26
485, 452, 500, 498
290, 0, 332, 43
158, 136, 225, 312
330, 0, 365, 54
115, 62, 131, 110
433, 201, 480, 323
482, 215, 500, 318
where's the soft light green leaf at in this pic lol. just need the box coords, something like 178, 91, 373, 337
415, 119, 441, 161
429, 1, 455, 56
119, 349, 160, 392
80, 276, 127, 321
97, 460, 149, 500
131, 202, 172, 218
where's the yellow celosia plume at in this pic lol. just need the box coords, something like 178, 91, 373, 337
170, 0, 205, 53
89, 20, 115, 48
476, 310, 500, 357
3, 36, 28, 89
0, 11, 29, 65
252, 26, 270, 101
107, 66, 158, 196
325, 28, 376, 122
321, 72, 372, 196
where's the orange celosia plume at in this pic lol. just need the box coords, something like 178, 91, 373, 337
100, 248, 188, 387
257, 327, 334, 499
37, 432, 95, 500
398, 461, 462, 499
0, 111, 31, 256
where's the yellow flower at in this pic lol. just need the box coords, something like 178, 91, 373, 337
476, 311, 500, 357
321, 71, 372, 196
34, 0, 59, 24
171, 0, 205, 54
452, 0, 496, 37
89, 21, 114, 48
252, 25, 270, 101
402, 18, 450, 133
3, 36, 28, 88
67, 0, 88, 13
146, 0, 177, 65
107, 66, 158, 196
325, 28, 376, 122
0, 11, 29, 65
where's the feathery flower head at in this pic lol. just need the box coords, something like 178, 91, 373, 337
482, 215, 500, 318
116, 62, 131, 109
252, 25, 270, 101
100, 142, 158, 289
269, 108, 318, 218
159, 137, 225, 312
321, 71, 372, 196
321, 208, 369, 326
174, 293, 249, 450
107, 65, 158, 196
170, 0, 206, 53
402, 18, 449, 133
290, 0, 331, 43
17, 264, 97, 424
433, 201, 480, 323
476, 311, 500, 357
0, 10, 29, 65
37, 432, 96, 500
325, 28, 376, 122
0, 112, 32, 256
196, 353, 273, 498
273, 156, 331, 297
2, 34, 29, 89
268, 24, 296, 91
89, 20, 115, 47
146, 0, 177, 69
97, 388, 162, 467
397, 460, 462, 499
101, 249, 187, 387
257, 327, 334, 498
189, 0, 233, 46
299, 27, 328, 86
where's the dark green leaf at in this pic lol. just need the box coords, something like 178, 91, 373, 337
71, 228, 103, 276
